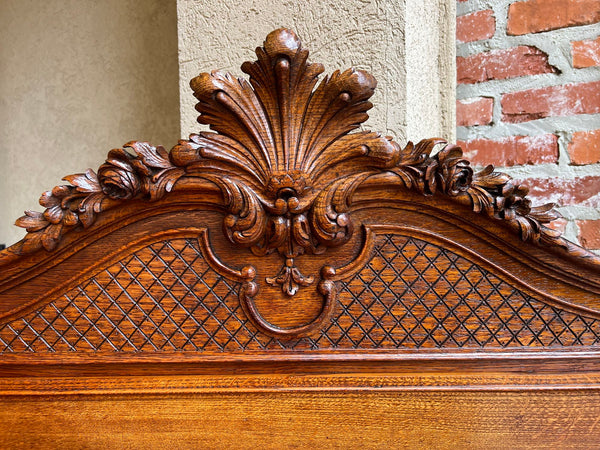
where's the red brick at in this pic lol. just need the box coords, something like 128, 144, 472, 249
507, 0, 600, 36
457, 46, 557, 85
456, 97, 494, 126
457, 10, 495, 43
572, 36, 600, 68
501, 81, 600, 123
577, 220, 600, 249
458, 134, 558, 167
518, 176, 600, 207
546, 217, 568, 234
568, 129, 600, 165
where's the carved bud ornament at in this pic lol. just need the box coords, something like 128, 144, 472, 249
9, 29, 576, 337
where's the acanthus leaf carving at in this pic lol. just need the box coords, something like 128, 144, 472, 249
5, 28, 600, 336
180, 28, 399, 295
210, 175, 267, 247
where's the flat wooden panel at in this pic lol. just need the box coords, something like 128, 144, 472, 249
2, 28, 600, 448
2, 390, 600, 448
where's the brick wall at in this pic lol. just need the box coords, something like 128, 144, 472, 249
457, 0, 600, 251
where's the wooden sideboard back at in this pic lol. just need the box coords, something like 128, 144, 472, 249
1, 28, 600, 447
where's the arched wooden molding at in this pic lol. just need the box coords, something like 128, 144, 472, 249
3, 29, 596, 264
1, 28, 599, 339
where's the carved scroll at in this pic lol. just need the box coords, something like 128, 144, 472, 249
3, 28, 596, 337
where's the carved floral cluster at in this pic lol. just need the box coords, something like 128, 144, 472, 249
390, 138, 562, 244
14, 142, 184, 253
7, 27, 572, 277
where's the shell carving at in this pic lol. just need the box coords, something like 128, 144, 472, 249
6, 28, 581, 337
171, 29, 399, 295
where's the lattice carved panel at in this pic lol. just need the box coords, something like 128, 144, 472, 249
0, 239, 274, 353
322, 235, 600, 349
1, 235, 599, 353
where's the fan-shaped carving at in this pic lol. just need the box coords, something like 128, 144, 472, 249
173, 29, 401, 295
3, 28, 596, 337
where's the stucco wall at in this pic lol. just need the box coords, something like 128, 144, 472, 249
1, 0, 455, 247
177, 0, 456, 143
0, 0, 179, 246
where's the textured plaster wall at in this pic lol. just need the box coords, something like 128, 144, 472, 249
177, 0, 456, 144
0, 0, 179, 246
406, 0, 456, 141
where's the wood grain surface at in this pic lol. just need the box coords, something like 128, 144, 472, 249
1, 28, 600, 448
2, 391, 600, 449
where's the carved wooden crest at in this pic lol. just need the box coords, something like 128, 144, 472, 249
5, 28, 594, 338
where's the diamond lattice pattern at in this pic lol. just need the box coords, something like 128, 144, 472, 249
1, 235, 599, 353
308, 234, 600, 349
0, 239, 275, 352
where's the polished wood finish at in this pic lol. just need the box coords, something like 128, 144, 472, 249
4, 391, 600, 448
1, 28, 600, 446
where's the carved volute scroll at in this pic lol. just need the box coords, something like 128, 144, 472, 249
181, 28, 399, 296
2, 28, 599, 338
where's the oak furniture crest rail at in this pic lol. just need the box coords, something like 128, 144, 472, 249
1, 28, 600, 447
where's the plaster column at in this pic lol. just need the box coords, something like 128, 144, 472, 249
177, 0, 456, 143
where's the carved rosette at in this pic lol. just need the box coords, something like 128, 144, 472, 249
5, 28, 587, 338
171, 28, 399, 297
